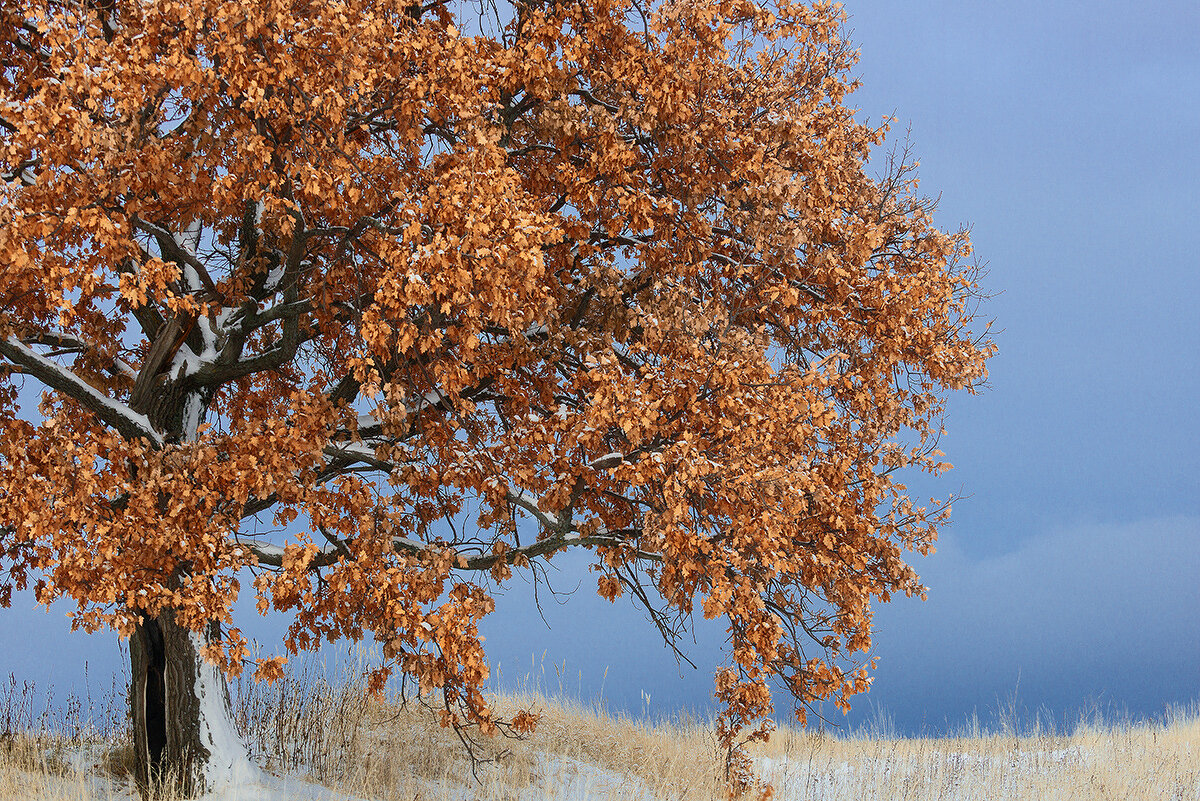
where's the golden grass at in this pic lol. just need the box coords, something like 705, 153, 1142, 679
751, 711, 1200, 801
1, 663, 1197, 800
231, 664, 726, 800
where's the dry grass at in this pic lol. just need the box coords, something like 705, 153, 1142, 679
752, 709, 1200, 800
230, 661, 725, 800
0, 662, 1197, 800
0, 671, 125, 800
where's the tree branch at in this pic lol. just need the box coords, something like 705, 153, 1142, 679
0, 336, 162, 446
128, 215, 222, 302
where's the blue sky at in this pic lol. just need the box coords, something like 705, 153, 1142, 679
4, 1, 1198, 736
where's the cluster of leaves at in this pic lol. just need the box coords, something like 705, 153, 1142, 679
0, 0, 991, 757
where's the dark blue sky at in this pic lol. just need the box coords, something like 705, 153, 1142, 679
4, 1, 1198, 736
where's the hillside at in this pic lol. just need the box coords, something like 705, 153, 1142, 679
2, 668, 1196, 800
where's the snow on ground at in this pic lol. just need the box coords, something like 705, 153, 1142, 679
528, 756, 656, 801
7, 771, 374, 801
38, 747, 373, 801
201, 774, 374, 801
757, 747, 1090, 800
11, 751, 656, 801
411, 755, 656, 801
8, 744, 1120, 801
8, 764, 376, 801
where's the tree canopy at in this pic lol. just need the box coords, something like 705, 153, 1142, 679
0, 0, 991, 792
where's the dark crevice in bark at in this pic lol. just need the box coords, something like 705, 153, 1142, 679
131, 609, 212, 799
142, 619, 167, 780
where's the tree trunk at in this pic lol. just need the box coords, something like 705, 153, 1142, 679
130, 611, 251, 799
127, 370, 250, 798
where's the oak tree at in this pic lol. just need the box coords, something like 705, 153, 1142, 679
0, 0, 992, 795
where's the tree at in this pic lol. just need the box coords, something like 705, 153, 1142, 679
0, 0, 992, 795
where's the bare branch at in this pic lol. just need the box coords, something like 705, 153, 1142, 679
128, 215, 222, 301
505, 487, 563, 531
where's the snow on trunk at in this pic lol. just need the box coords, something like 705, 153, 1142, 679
182, 392, 204, 441
130, 617, 263, 799
192, 633, 263, 795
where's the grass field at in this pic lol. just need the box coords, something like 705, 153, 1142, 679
1, 664, 1196, 800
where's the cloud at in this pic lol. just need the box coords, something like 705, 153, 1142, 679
863, 516, 1200, 731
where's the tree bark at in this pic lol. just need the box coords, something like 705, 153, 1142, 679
130, 611, 218, 798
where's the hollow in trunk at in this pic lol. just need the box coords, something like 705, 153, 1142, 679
130, 612, 243, 798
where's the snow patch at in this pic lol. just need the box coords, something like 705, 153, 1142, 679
199, 773, 373, 801
5, 760, 369, 801
759, 755, 856, 797
262, 264, 286, 294
757, 746, 1094, 799
216, 306, 238, 330
182, 393, 204, 440
330, 442, 380, 460
524, 755, 656, 801
402, 388, 448, 415
170, 344, 203, 380
507, 487, 561, 528
193, 633, 262, 796
248, 541, 287, 560
183, 263, 201, 291
590, 452, 623, 469
196, 316, 220, 362
391, 535, 432, 554
180, 221, 202, 261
